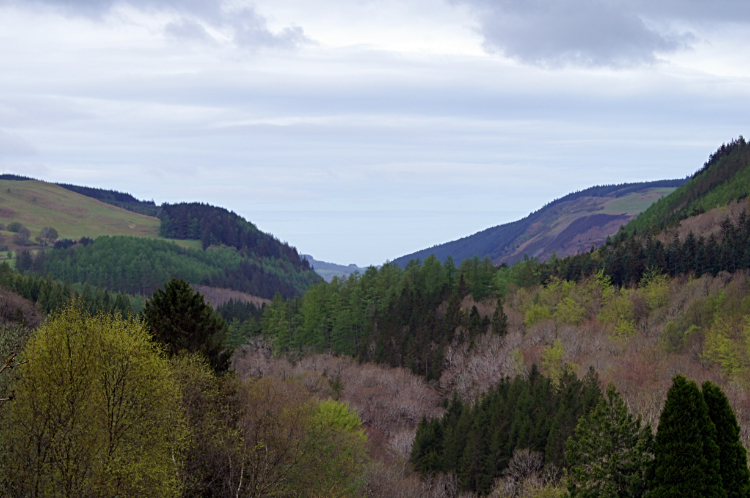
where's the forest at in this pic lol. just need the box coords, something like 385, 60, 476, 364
16, 235, 320, 299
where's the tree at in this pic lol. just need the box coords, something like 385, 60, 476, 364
0, 303, 186, 497
702, 381, 750, 498
566, 382, 653, 498
35, 226, 58, 246
12, 226, 30, 246
492, 297, 509, 336
649, 375, 725, 498
143, 278, 229, 372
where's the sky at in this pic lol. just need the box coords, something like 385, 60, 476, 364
1, 0, 749, 266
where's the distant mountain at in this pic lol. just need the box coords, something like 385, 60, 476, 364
393, 179, 686, 267
302, 255, 368, 282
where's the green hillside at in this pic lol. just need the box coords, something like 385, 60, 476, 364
624, 137, 750, 235
0, 180, 160, 249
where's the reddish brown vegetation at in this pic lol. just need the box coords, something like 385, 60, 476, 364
192, 284, 270, 309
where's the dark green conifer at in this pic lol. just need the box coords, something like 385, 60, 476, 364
650, 375, 725, 498
491, 297, 509, 336
143, 278, 229, 372
566, 383, 653, 498
702, 381, 750, 498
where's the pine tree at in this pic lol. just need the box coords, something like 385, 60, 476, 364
649, 375, 725, 498
702, 381, 750, 498
143, 278, 229, 372
566, 383, 653, 498
492, 297, 509, 336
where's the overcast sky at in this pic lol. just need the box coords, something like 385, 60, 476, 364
1, 0, 749, 266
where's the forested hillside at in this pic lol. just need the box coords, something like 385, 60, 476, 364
394, 179, 684, 267
624, 136, 750, 235
17, 236, 320, 299
1, 177, 321, 300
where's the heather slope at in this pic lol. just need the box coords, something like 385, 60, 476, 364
393, 180, 683, 267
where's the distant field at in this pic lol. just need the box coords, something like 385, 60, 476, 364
0, 180, 160, 248
602, 187, 677, 215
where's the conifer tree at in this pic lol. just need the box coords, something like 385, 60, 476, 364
649, 375, 725, 498
492, 297, 509, 336
566, 383, 653, 498
143, 278, 229, 372
702, 381, 750, 498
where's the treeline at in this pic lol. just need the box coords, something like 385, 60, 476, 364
261, 256, 506, 380
413, 372, 750, 498
411, 366, 601, 495
17, 235, 320, 299
159, 203, 311, 271
56, 183, 160, 216
215, 298, 263, 351
542, 209, 750, 287
0, 262, 132, 316
259, 210, 750, 379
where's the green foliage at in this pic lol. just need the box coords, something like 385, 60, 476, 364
492, 297, 509, 335
0, 261, 132, 316
702, 381, 750, 498
624, 137, 750, 235
541, 340, 567, 383
0, 303, 186, 497
566, 383, 653, 498
649, 375, 725, 498
598, 288, 636, 338
28, 235, 320, 299
411, 366, 601, 495
143, 278, 229, 372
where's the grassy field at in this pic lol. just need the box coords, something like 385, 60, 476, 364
0, 180, 160, 249
602, 187, 677, 215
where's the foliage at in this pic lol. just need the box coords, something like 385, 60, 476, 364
0, 261, 132, 316
159, 203, 311, 274
0, 303, 186, 497
625, 137, 750, 235
702, 381, 750, 498
143, 278, 230, 372
35, 226, 58, 246
566, 383, 653, 498
25, 235, 320, 299
649, 375, 725, 498
411, 366, 601, 495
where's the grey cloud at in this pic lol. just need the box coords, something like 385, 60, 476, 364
3, 0, 313, 49
453, 0, 716, 67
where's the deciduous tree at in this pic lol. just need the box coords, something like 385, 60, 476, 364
0, 303, 186, 497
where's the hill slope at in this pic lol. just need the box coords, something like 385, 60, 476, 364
0, 180, 160, 250
624, 137, 750, 235
393, 180, 684, 267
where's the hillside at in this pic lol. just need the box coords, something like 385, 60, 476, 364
0, 180, 160, 251
623, 136, 750, 235
302, 254, 368, 282
5, 178, 321, 300
393, 180, 684, 267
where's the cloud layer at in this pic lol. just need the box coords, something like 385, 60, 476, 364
454, 0, 748, 67
3, 0, 313, 48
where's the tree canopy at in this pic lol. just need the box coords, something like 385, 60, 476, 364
143, 278, 229, 372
